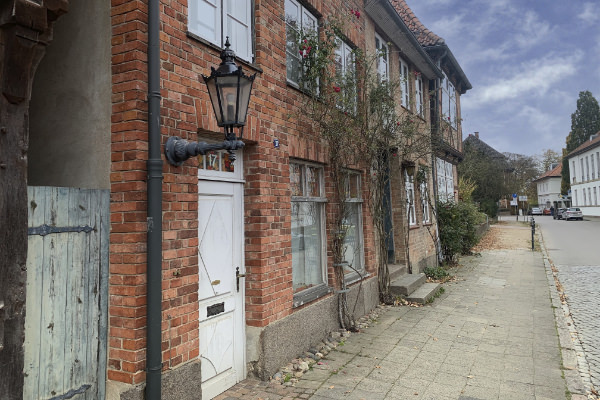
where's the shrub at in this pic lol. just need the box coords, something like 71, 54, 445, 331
437, 200, 486, 263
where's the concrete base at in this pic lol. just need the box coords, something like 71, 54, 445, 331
246, 276, 379, 380
406, 282, 441, 304
389, 273, 426, 296
106, 360, 202, 400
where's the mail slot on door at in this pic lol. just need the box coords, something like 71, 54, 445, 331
207, 302, 225, 317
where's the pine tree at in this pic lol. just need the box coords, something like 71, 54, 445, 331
561, 91, 600, 193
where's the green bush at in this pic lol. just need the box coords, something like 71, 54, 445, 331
479, 199, 498, 218
437, 200, 486, 263
424, 266, 449, 280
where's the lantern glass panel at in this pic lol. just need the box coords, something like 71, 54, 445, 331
216, 75, 239, 126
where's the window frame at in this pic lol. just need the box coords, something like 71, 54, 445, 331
342, 170, 365, 281
335, 37, 357, 112
290, 161, 328, 302
187, 0, 254, 63
375, 32, 389, 81
399, 56, 410, 108
285, 0, 318, 88
405, 170, 417, 226
415, 75, 424, 118
420, 180, 430, 224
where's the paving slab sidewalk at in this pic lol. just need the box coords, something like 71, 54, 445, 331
215, 224, 588, 400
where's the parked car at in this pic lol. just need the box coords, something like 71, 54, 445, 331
543, 208, 551, 215
530, 207, 543, 215
563, 207, 583, 221
553, 208, 566, 220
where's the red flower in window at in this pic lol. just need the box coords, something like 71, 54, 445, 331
333, 86, 341, 93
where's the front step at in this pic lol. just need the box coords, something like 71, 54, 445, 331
387, 263, 407, 281
389, 273, 426, 296
406, 282, 442, 304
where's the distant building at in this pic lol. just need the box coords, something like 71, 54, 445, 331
565, 132, 600, 216
533, 164, 569, 210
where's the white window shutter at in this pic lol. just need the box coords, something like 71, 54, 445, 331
189, 0, 221, 46
225, 0, 253, 62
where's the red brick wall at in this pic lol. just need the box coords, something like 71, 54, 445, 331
108, 0, 423, 385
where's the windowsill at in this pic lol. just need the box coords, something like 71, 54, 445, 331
409, 224, 419, 230
186, 31, 264, 75
293, 284, 332, 308
344, 271, 370, 286
422, 222, 433, 226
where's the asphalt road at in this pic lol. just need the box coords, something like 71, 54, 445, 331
535, 214, 600, 391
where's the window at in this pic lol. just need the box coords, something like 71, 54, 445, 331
597, 152, 600, 178
592, 156, 596, 180
588, 188, 592, 206
188, 0, 253, 62
290, 162, 326, 293
405, 170, 416, 226
581, 159, 584, 182
415, 75, 424, 117
335, 38, 356, 111
595, 187, 598, 205
436, 158, 455, 201
586, 156, 590, 181
375, 33, 389, 81
441, 73, 457, 128
572, 161, 576, 183
399, 57, 409, 108
342, 171, 364, 276
285, 0, 318, 87
420, 180, 430, 223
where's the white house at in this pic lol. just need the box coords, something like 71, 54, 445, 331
566, 132, 600, 216
534, 163, 568, 211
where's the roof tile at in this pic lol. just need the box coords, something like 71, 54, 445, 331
390, 0, 445, 46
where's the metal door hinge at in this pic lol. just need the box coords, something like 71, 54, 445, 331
235, 267, 246, 292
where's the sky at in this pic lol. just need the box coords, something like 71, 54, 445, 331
405, 0, 600, 158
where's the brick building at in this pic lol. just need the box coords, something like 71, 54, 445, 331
1, 0, 469, 399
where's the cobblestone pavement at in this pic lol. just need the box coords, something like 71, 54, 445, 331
555, 264, 600, 390
215, 228, 579, 400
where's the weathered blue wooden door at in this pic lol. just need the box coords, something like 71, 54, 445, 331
24, 186, 109, 399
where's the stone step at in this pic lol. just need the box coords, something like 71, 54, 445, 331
387, 263, 407, 281
389, 273, 426, 296
406, 282, 442, 304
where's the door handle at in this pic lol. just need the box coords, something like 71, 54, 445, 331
236, 267, 246, 292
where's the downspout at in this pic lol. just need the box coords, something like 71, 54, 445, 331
432, 50, 447, 264
146, 0, 162, 397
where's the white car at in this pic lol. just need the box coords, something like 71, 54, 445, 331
530, 207, 543, 215
563, 207, 583, 221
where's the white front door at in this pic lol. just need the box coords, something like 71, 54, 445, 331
197, 178, 245, 399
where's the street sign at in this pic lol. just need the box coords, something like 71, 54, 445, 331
519, 195, 527, 201
510, 200, 518, 206
512, 193, 517, 199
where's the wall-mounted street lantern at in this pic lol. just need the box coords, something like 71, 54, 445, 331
165, 38, 256, 166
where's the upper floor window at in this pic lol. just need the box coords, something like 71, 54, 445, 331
188, 0, 253, 62
591, 156, 595, 180
335, 38, 356, 111
375, 33, 389, 81
441, 72, 457, 129
586, 156, 590, 181
399, 57, 409, 108
581, 159, 585, 182
285, 0, 318, 87
415, 75, 424, 117
572, 160, 576, 183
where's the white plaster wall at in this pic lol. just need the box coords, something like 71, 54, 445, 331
28, 0, 111, 189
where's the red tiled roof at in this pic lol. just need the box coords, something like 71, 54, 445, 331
390, 0, 445, 47
534, 164, 562, 181
566, 131, 600, 159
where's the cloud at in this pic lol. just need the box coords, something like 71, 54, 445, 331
577, 2, 600, 24
467, 52, 583, 105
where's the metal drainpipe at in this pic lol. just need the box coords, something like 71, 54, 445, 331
146, 0, 162, 397
432, 51, 447, 264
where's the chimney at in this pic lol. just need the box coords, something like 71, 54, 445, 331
591, 133, 599, 141
474, 132, 479, 139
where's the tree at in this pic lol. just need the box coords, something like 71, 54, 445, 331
503, 152, 540, 205
458, 141, 505, 216
538, 149, 561, 172
561, 91, 600, 193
